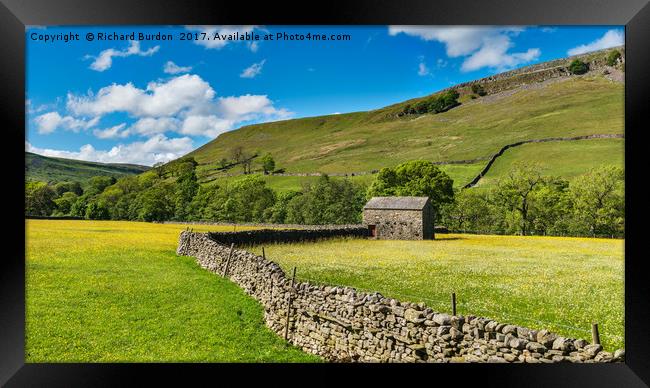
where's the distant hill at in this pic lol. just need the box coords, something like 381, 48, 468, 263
26, 152, 150, 185
185, 46, 624, 190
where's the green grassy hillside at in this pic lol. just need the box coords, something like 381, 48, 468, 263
190, 73, 623, 189
211, 163, 485, 193
475, 138, 625, 188
26, 152, 150, 185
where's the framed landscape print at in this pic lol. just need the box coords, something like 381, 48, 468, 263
3, 0, 649, 386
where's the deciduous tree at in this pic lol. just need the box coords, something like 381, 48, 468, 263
367, 160, 455, 222
493, 163, 545, 236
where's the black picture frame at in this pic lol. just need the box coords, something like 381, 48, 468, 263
2, 0, 649, 386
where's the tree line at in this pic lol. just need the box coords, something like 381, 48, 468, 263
25, 156, 367, 225
440, 163, 624, 237
25, 159, 624, 238
399, 89, 461, 116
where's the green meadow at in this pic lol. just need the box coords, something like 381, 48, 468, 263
25, 220, 625, 361
251, 234, 625, 351
25, 220, 320, 362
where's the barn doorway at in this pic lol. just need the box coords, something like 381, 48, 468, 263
368, 225, 377, 237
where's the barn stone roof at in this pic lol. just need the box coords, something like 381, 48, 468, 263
363, 196, 430, 210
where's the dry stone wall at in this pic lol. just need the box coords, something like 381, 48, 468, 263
207, 227, 368, 246
176, 230, 625, 363
463, 134, 625, 188
443, 46, 625, 96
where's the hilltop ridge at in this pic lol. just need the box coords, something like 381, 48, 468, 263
26, 152, 150, 185
183, 46, 624, 191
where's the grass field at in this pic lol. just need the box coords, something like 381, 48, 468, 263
201, 173, 375, 193
25, 220, 320, 362
198, 136, 621, 193
475, 138, 624, 187
200, 162, 486, 193
251, 234, 625, 351
25, 220, 626, 360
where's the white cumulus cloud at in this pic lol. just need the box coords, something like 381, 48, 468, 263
64, 74, 292, 140
180, 115, 234, 138
128, 117, 181, 137
87, 40, 160, 72
185, 25, 262, 50
93, 123, 129, 139
26, 134, 194, 166
163, 60, 192, 74
217, 94, 292, 122
567, 29, 624, 56
34, 112, 100, 134
388, 26, 540, 72
417, 59, 430, 76
240, 59, 266, 78
67, 74, 216, 118
461, 35, 540, 72
248, 41, 260, 53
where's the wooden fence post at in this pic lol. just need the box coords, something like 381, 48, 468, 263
284, 267, 297, 341
592, 323, 601, 345
451, 292, 457, 316
222, 243, 235, 277
262, 247, 266, 260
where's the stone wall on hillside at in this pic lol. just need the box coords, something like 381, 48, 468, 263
463, 133, 625, 188
443, 46, 625, 96
176, 231, 625, 363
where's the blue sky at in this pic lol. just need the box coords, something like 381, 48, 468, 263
25, 25, 624, 166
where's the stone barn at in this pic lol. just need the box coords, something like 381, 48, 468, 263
362, 196, 434, 240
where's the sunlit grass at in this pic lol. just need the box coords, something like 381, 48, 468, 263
202, 163, 484, 193
476, 138, 624, 188
26, 220, 624, 360
192, 76, 623, 174
251, 234, 625, 351
25, 220, 320, 362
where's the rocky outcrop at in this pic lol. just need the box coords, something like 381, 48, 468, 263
442, 46, 625, 97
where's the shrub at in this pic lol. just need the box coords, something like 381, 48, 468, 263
85, 201, 110, 220
285, 175, 366, 225
400, 89, 460, 116
260, 153, 276, 174
53, 181, 83, 196
471, 84, 487, 96
367, 160, 455, 219
401, 104, 413, 116
413, 100, 430, 114
53, 192, 78, 215
25, 181, 57, 216
606, 50, 621, 66
568, 59, 588, 75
